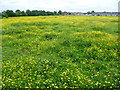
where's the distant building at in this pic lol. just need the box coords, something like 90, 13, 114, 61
62, 11, 119, 16
92, 12, 118, 16
62, 12, 84, 15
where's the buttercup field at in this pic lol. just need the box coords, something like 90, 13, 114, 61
2, 16, 119, 88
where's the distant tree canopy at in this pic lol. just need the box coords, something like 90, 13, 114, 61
58, 10, 62, 15
1, 9, 63, 18
2, 10, 15, 17
87, 11, 95, 14
15, 9, 22, 16
91, 10, 94, 13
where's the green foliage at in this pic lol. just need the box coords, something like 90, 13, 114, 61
26, 9, 32, 16
4, 10, 16, 17
87, 11, 95, 15
91, 11, 95, 13
15, 9, 23, 16
87, 11, 91, 14
58, 10, 62, 15
1, 9, 61, 17
1, 12, 8, 18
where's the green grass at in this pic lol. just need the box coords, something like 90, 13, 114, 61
2, 16, 119, 88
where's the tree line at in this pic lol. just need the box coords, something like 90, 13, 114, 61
1, 9, 62, 18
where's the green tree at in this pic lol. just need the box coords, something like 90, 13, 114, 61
58, 10, 62, 15
31, 10, 39, 16
53, 11, 57, 15
46, 11, 54, 16
91, 11, 95, 13
4, 10, 15, 17
15, 9, 22, 16
41, 10, 47, 16
2, 11, 8, 18
26, 9, 32, 16
87, 11, 91, 15
21, 11, 26, 16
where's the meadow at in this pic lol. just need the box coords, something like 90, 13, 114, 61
2, 16, 119, 88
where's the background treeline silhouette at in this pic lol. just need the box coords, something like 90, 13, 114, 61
1, 9, 62, 18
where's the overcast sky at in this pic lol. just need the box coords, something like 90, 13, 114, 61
0, 0, 119, 12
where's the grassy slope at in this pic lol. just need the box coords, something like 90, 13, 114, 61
2, 16, 119, 88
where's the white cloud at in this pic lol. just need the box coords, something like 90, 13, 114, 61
0, 0, 119, 12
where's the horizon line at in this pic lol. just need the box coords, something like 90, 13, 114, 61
0, 9, 118, 13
